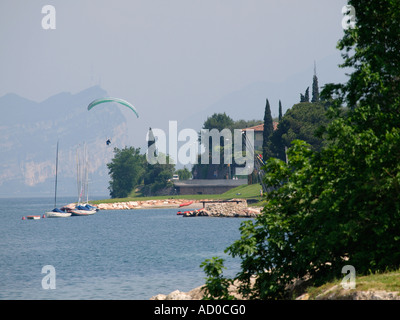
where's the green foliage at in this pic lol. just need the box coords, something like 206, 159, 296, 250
192, 113, 262, 179
300, 87, 310, 102
107, 147, 176, 198
175, 167, 191, 180
202, 0, 400, 299
107, 147, 145, 198
304, 87, 309, 102
202, 113, 262, 132
203, 112, 234, 131
200, 257, 235, 300
269, 102, 330, 161
262, 99, 274, 160
142, 155, 175, 196
311, 74, 319, 103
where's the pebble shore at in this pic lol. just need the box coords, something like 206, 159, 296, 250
93, 198, 262, 217
95, 199, 202, 210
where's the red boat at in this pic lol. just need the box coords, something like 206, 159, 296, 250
179, 201, 193, 207
177, 211, 183, 215
26, 215, 41, 220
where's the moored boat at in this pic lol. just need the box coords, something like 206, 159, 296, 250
72, 143, 98, 216
70, 209, 96, 216
76, 203, 99, 212
179, 201, 193, 207
26, 215, 41, 220
45, 141, 71, 218
45, 208, 71, 218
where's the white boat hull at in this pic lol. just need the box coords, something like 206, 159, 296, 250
26, 215, 41, 220
45, 211, 71, 218
70, 209, 96, 216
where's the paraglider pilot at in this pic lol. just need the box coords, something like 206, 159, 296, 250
106, 139, 111, 146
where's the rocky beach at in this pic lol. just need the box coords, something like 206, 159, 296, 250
92, 198, 262, 217
95, 199, 202, 210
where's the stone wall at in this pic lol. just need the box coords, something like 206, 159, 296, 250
183, 200, 261, 218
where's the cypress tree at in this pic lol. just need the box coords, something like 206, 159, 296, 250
304, 87, 310, 102
262, 99, 274, 160
278, 100, 283, 121
311, 62, 320, 103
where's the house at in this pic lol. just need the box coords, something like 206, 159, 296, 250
241, 122, 278, 151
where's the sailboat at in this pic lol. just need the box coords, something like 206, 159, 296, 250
45, 141, 71, 218
70, 143, 97, 216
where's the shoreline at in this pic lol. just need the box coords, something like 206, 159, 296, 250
91, 198, 262, 217
94, 199, 204, 210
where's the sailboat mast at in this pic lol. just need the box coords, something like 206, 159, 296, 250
54, 141, 59, 208
85, 143, 89, 203
76, 147, 81, 204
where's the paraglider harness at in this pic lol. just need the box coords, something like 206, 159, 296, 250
106, 139, 111, 146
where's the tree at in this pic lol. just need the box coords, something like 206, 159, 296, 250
304, 86, 310, 102
311, 62, 320, 103
176, 167, 191, 180
203, 112, 234, 131
142, 154, 175, 196
269, 102, 330, 161
262, 99, 274, 160
278, 100, 283, 121
107, 147, 145, 198
192, 114, 262, 179
300, 87, 310, 102
202, 0, 400, 299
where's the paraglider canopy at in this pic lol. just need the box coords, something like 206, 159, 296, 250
87, 97, 139, 118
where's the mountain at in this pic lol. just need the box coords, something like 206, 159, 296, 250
0, 86, 128, 197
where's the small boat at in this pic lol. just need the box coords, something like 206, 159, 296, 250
45, 141, 71, 218
177, 211, 183, 215
46, 208, 71, 218
72, 143, 98, 217
26, 215, 41, 220
58, 204, 96, 216
70, 204, 98, 216
76, 203, 99, 212
70, 209, 96, 216
179, 201, 193, 207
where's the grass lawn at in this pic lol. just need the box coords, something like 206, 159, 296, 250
303, 268, 400, 299
91, 183, 263, 205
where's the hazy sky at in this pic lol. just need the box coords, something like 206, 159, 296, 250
0, 0, 348, 146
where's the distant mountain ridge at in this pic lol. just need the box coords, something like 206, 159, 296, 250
0, 86, 128, 197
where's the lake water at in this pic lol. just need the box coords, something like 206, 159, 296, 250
0, 197, 244, 300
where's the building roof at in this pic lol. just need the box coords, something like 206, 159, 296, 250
241, 122, 279, 132
241, 124, 264, 132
